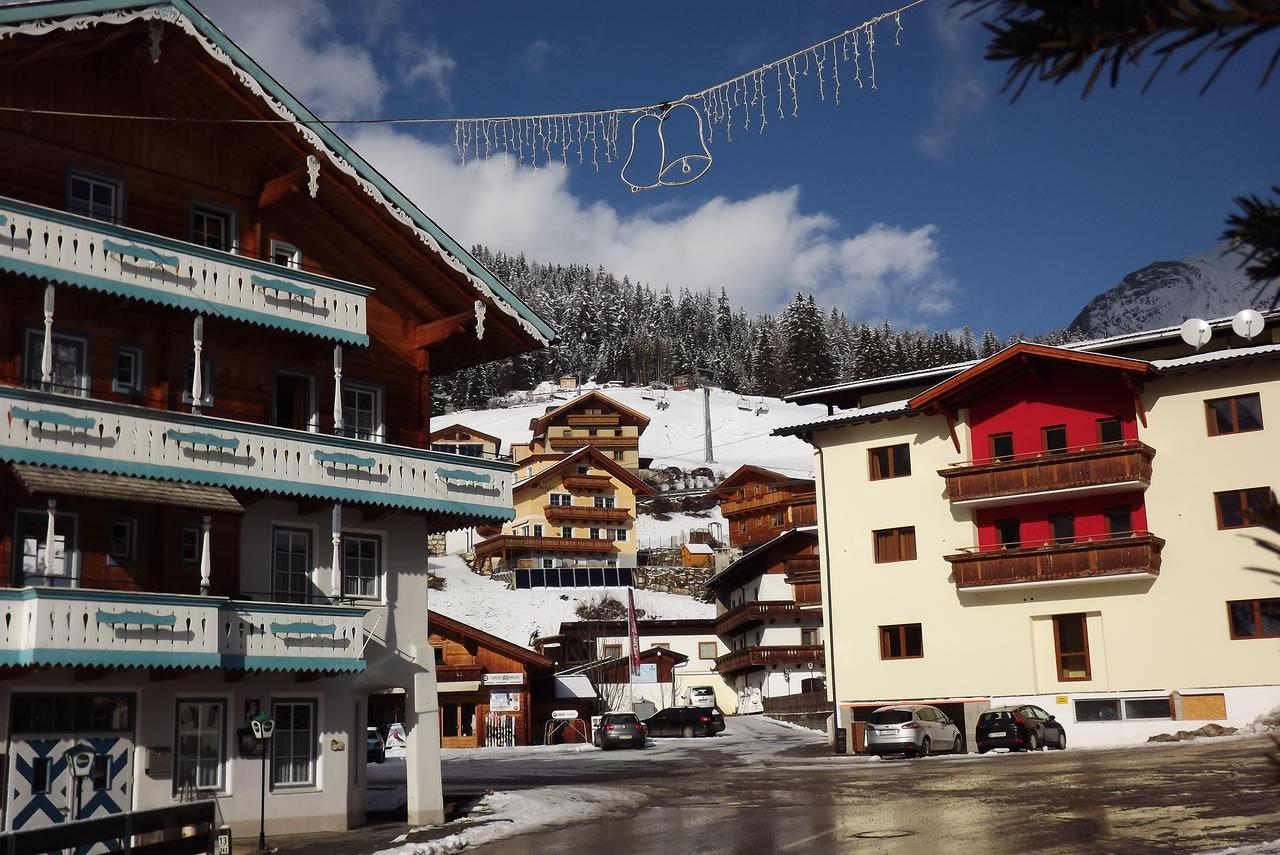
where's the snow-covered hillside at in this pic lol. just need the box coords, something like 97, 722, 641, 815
1070, 244, 1265, 338
439, 385, 825, 478
428, 555, 714, 646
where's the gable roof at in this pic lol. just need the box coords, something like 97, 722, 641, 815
529, 390, 652, 436
429, 424, 502, 450
514, 445, 656, 496
706, 526, 819, 591
710, 464, 813, 498
0, 0, 555, 347
428, 610, 555, 669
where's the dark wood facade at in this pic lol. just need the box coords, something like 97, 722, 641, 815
714, 465, 817, 549
946, 534, 1165, 589
715, 644, 825, 678
940, 442, 1155, 504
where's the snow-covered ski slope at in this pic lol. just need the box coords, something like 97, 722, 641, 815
441, 385, 826, 477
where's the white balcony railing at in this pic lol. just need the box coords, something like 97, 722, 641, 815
0, 587, 366, 672
0, 194, 369, 345
0, 386, 514, 520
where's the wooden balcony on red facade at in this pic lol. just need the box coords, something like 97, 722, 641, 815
716, 644, 825, 677
566, 414, 622, 427
474, 534, 620, 558
544, 504, 632, 524
720, 490, 814, 517
547, 434, 638, 450
561, 474, 615, 491
945, 533, 1164, 590
714, 601, 803, 635
939, 441, 1155, 507
436, 664, 484, 682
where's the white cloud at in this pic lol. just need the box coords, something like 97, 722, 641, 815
520, 39, 557, 75
349, 128, 956, 323
914, 5, 989, 159
199, 0, 386, 118
399, 42, 458, 105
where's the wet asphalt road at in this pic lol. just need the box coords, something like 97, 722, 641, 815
464, 722, 1280, 855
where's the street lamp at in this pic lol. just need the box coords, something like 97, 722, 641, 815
249, 712, 276, 852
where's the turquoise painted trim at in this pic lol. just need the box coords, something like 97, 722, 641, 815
270, 621, 336, 636
101, 238, 179, 269
0, 386, 514, 473
314, 450, 376, 468
0, 255, 368, 347
0, 447, 516, 520
0, 214, 7, 226
0, 587, 230, 607
436, 467, 492, 484
10, 406, 95, 430
167, 428, 240, 450
0, 649, 220, 668
0, 194, 372, 297
251, 274, 315, 300
96, 609, 177, 627
221, 655, 365, 673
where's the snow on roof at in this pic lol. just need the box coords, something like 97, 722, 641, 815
1150, 342, 1280, 371
683, 543, 714, 554
773, 399, 915, 437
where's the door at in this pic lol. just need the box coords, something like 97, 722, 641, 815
273, 372, 315, 432
272, 527, 313, 603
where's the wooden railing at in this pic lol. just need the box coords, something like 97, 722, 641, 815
547, 434, 638, 449
720, 490, 814, 516
0, 801, 218, 855
715, 644, 825, 677
562, 474, 615, 491
474, 533, 620, 557
544, 504, 632, 523
940, 441, 1155, 504
566, 414, 621, 426
946, 533, 1164, 589
715, 600, 802, 635
784, 557, 821, 574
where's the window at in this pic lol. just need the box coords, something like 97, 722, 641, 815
879, 624, 923, 659
698, 642, 718, 660
1124, 698, 1172, 719
541, 558, 555, 569
593, 496, 616, 508
603, 644, 623, 659
182, 358, 214, 408
589, 528, 602, 540
112, 345, 143, 395
770, 512, 785, 527
1049, 512, 1075, 545
180, 524, 201, 567
107, 517, 137, 565
1105, 506, 1133, 537
1072, 697, 1170, 722
532, 525, 543, 538
561, 526, 573, 538
1097, 418, 1123, 444
25, 330, 89, 396
174, 699, 225, 793
1206, 393, 1263, 436
342, 533, 380, 599
14, 510, 77, 587
273, 372, 315, 432
1042, 425, 1068, 454
613, 529, 627, 542
270, 240, 301, 269
272, 527, 312, 603
1216, 488, 1272, 529
1053, 613, 1090, 681
576, 465, 590, 475
995, 518, 1021, 548
873, 527, 916, 563
737, 519, 747, 534
613, 451, 624, 462
191, 203, 236, 253
868, 443, 911, 480
1074, 699, 1120, 721
989, 432, 1014, 462
550, 493, 572, 507
1227, 598, 1280, 639
67, 170, 123, 222
341, 384, 384, 442
270, 700, 316, 788
801, 627, 821, 646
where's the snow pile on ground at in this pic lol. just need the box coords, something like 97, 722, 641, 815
440, 384, 823, 476
429, 555, 714, 646
636, 507, 726, 550
372, 784, 641, 855
761, 715, 826, 735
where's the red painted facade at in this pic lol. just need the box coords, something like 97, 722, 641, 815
975, 491, 1148, 550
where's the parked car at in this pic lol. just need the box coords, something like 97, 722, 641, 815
976, 705, 1067, 753
594, 712, 647, 750
689, 686, 717, 709
366, 727, 385, 763
707, 708, 726, 734
864, 705, 964, 758
643, 707, 717, 738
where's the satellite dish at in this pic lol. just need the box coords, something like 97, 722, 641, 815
1179, 318, 1212, 351
1232, 309, 1265, 340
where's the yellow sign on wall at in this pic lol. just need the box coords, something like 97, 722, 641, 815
1055, 696, 1069, 704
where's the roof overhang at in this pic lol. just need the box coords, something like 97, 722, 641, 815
10, 463, 243, 513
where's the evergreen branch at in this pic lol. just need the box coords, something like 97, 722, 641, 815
1224, 188, 1280, 295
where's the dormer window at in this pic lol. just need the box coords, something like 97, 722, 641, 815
191, 203, 237, 253
67, 170, 123, 223
270, 240, 302, 269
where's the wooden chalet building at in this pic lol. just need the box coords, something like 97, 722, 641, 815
0, 0, 552, 838
429, 424, 503, 459
511, 390, 650, 471
713, 465, 818, 549
475, 445, 655, 587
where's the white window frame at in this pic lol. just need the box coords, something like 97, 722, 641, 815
174, 698, 227, 794
271, 526, 313, 604
550, 493, 572, 507
14, 508, 79, 587
341, 382, 385, 443
613, 528, 627, 542
24, 329, 89, 397
532, 524, 544, 538
107, 516, 138, 565
269, 239, 301, 269
561, 526, 573, 539
112, 344, 144, 395
190, 201, 238, 254
67, 168, 124, 222
270, 698, 317, 789
341, 532, 381, 600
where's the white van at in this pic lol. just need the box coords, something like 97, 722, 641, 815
689, 686, 717, 709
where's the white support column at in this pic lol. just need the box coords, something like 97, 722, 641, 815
406, 668, 445, 826
330, 504, 342, 601
333, 345, 344, 434
191, 315, 204, 415
199, 515, 212, 595
40, 285, 54, 386
42, 498, 57, 577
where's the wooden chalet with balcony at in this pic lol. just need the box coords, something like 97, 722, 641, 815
712, 465, 818, 549
0, 0, 553, 837
512, 390, 650, 471
429, 424, 504, 460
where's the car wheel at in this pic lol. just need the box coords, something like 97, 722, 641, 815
593, 736, 601, 748
1055, 731, 1066, 750
1026, 732, 1039, 752
977, 747, 989, 755
681, 725, 695, 738
916, 737, 931, 759
952, 736, 963, 755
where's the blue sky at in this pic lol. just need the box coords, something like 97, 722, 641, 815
202, 0, 1280, 336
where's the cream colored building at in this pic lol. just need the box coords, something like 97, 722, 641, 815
779, 314, 1280, 749
512, 390, 649, 471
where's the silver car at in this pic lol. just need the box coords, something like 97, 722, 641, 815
864, 705, 964, 758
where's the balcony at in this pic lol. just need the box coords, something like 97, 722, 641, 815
436, 664, 484, 683
562, 474, 615, 491
547, 434, 637, 450
0, 194, 369, 345
0, 386, 514, 520
566, 414, 621, 427
720, 491, 814, 517
939, 441, 1155, 507
716, 644, 825, 678
473, 534, 620, 558
715, 601, 804, 635
945, 533, 1165, 590
544, 504, 632, 524
0, 587, 366, 672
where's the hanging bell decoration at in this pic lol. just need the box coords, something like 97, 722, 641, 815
621, 100, 714, 193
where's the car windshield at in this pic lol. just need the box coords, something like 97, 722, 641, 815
868, 709, 914, 725
980, 710, 1015, 721
603, 714, 637, 725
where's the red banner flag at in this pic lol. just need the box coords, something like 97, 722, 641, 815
627, 588, 640, 676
